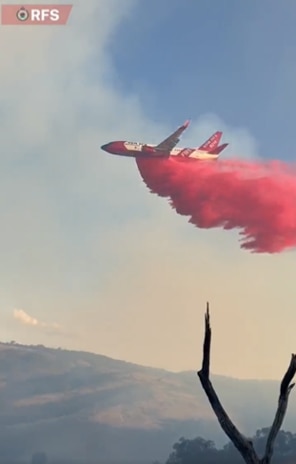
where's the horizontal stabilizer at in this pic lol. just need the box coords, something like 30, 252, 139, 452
209, 143, 228, 155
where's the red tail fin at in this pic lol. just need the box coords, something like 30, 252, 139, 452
198, 131, 222, 152
209, 143, 228, 155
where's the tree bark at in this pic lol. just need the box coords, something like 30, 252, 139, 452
197, 303, 296, 464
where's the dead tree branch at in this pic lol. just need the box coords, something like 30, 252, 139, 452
197, 303, 296, 464
197, 303, 259, 464
262, 354, 296, 464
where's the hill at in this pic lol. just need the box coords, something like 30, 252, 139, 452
0, 342, 294, 462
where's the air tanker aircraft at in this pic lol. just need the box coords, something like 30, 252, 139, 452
101, 120, 228, 160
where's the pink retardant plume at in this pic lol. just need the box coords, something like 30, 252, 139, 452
136, 157, 296, 253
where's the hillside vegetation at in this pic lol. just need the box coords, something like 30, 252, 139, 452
0, 342, 294, 462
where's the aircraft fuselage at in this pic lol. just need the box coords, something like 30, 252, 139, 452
101, 141, 219, 160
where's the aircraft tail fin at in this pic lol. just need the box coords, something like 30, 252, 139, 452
198, 131, 222, 152
209, 143, 228, 155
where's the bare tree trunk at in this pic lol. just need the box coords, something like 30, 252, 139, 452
197, 303, 296, 464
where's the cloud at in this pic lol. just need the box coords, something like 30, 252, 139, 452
13, 309, 61, 332
13, 309, 38, 327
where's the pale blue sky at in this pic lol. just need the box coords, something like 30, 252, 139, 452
0, 0, 296, 379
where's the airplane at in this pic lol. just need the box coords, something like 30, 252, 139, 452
101, 120, 228, 160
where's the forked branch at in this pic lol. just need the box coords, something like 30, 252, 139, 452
262, 354, 296, 464
197, 303, 296, 464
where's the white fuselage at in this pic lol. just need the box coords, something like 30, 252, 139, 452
123, 142, 219, 160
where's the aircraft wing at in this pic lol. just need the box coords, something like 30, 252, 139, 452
155, 120, 190, 152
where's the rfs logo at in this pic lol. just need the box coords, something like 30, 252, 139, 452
16, 6, 60, 21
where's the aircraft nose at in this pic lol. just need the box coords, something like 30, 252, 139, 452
101, 141, 124, 155
101, 143, 110, 152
